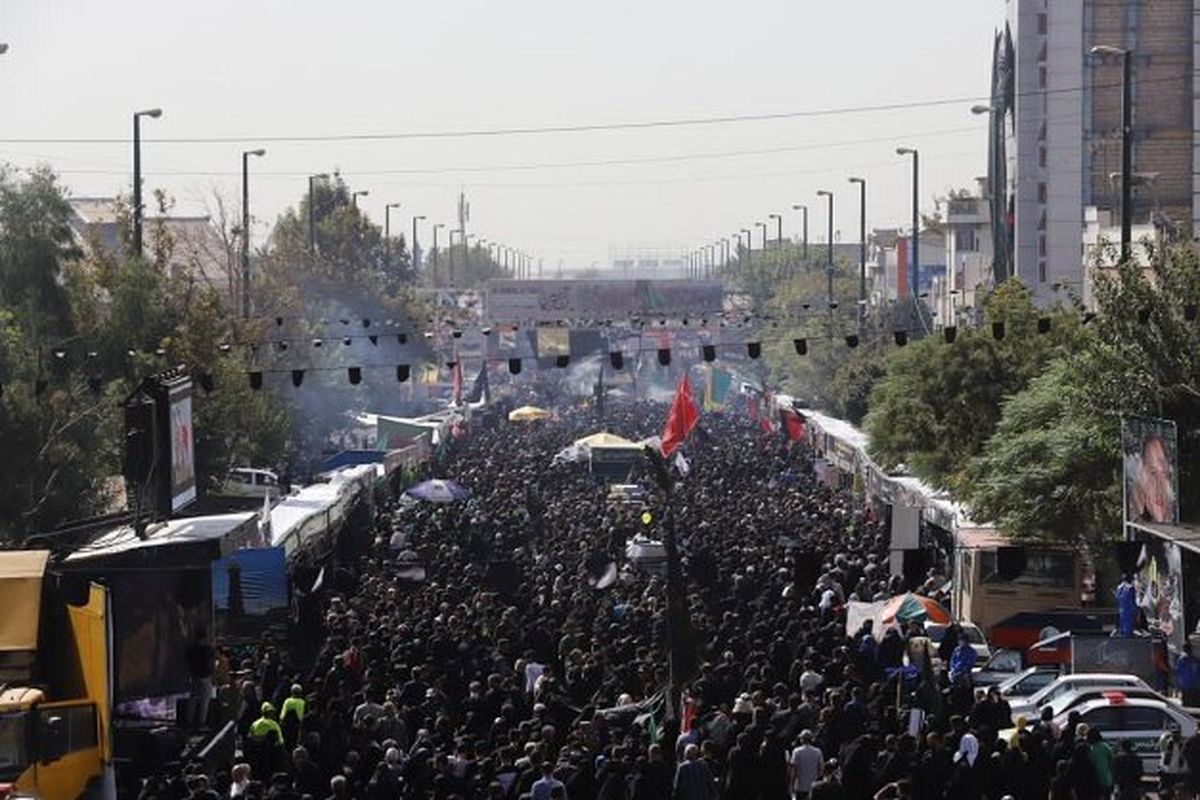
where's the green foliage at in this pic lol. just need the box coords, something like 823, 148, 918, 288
963, 358, 1121, 543
966, 248, 1200, 543
863, 280, 1078, 492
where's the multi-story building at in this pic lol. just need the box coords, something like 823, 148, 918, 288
941, 178, 996, 326
1000, 0, 1196, 306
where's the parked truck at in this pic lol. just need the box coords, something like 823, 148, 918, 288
0, 550, 113, 799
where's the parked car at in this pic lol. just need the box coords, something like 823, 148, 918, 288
994, 666, 1060, 702
1004, 693, 1197, 774
1037, 685, 1173, 722
1009, 672, 1150, 722
925, 621, 991, 663
972, 648, 1025, 687
218, 467, 280, 499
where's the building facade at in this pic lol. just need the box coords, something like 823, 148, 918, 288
1003, 0, 1197, 305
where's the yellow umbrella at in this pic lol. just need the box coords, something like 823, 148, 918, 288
574, 431, 636, 449
508, 405, 552, 422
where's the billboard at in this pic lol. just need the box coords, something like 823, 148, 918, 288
1122, 415, 1179, 525
168, 379, 196, 512
485, 279, 724, 324
123, 370, 197, 519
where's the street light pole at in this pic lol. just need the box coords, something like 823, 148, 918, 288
792, 204, 809, 267
384, 202, 401, 258
769, 213, 783, 248
241, 148, 266, 319
433, 223, 445, 283
132, 108, 162, 259
816, 190, 834, 310
308, 173, 329, 256
849, 177, 867, 331
896, 147, 920, 300
756, 222, 768, 251
412, 215, 427, 273
1092, 45, 1133, 261
741, 229, 752, 273
352, 190, 369, 208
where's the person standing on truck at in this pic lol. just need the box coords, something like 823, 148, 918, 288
185, 626, 215, 728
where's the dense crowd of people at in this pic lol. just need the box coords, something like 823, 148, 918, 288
139, 398, 1200, 800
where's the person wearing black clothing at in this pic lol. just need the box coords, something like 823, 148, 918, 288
1112, 738, 1143, 800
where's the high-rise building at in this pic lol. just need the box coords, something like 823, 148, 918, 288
997, 0, 1196, 305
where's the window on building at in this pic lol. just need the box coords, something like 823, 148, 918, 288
1037, 13, 1047, 34
1037, 183, 1047, 203
1038, 66, 1047, 89
1039, 147, 1047, 167
1038, 260, 1047, 282
956, 228, 977, 252
1038, 236, 1047, 257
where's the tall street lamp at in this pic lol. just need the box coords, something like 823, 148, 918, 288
791, 203, 809, 266
734, 233, 744, 273
896, 147, 920, 300
816, 190, 834, 310
769, 213, 783, 249
241, 148, 266, 319
384, 203, 402, 242
432, 223, 445, 282
352, 190, 369, 208
412, 215, 427, 272
848, 177, 867, 330
755, 221, 768, 251
1091, 45, 1133, 261
384, 203, 401, 265
132, 108, 162, 259
308, 173, 329, 255
741, 228, 752, 271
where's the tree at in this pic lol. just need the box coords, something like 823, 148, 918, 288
864, 280, 1079, 491
965, 245, 1200, 543
962, 358, 1120, 543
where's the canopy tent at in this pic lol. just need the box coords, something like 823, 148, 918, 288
508, 405, 552, 422
554, 431, 640, 464
880, 593, 950, 626
575, 431, 635, 449
404, 479, 470, 503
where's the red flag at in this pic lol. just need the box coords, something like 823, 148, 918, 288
782, 409, 806, 442
661, 375, 699, 457
451, 361, 463, 405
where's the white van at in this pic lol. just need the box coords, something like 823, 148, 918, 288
218, 467, 279, 499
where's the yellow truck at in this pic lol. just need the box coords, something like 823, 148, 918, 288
0, 551, 113, 800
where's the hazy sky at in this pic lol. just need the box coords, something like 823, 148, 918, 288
2, 1, 1001, 270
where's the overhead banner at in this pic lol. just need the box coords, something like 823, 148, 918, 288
1122, 415, 1179, 525
485, 279, 723, 324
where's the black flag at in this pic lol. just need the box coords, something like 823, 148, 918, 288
465, 361, 490, 404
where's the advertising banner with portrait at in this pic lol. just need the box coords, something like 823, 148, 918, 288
1122, 415, 1179, 525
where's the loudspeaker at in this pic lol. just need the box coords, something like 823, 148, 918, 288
996, 546, 1027, 581
902, 549, 931, 585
